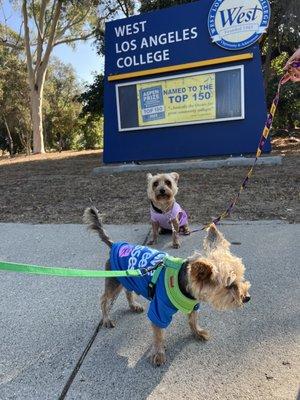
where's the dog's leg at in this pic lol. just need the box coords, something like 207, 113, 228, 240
125, 290, 144, 313
100, 261, 122, 328
180, 224, 191, 235
170, 218, 180, 248
148, 221, 159, 245
188, 310, 210, 341
149, 324, 166, 366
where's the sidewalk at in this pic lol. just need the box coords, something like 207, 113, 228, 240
0, 221, 299, 399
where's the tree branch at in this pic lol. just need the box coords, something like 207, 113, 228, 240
56, 7, 92, 40
22, 0, 35, 85
35, 0, 48, 73
53, 30, 96, 47
32, 0, 43, 39
39, 0, 62, 78
0, 37, 22, 50
43, 0, 56, 40
116, 0, 127, 16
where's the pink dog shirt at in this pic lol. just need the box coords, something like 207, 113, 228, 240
150, 202, 188, 230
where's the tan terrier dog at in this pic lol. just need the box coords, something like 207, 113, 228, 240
147, 172, 190, 248
83, 207, 251, 367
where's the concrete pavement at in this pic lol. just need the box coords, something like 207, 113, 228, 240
0, 221, 299, 400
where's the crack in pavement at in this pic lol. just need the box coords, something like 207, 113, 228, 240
58, 229, 151, 400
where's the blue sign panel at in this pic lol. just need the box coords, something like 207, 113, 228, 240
104, 0, 270, 163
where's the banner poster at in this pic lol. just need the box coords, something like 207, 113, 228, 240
137, 73, 216, 127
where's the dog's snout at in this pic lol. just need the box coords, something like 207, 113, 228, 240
243, 295, 251, 303
159, 188, 166, 195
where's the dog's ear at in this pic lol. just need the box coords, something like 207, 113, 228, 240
190, 259, 214, 281
147, 173, 153, 182
170, 172, 179, 183
204, 224, 230, 252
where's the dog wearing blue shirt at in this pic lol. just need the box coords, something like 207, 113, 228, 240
83, 207, 251, 367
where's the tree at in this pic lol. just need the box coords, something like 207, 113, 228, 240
139, 0, 194, 13
43, 58, 83, 150
0, 25, 31, 155
78, 73, 104, 117
260, 0, 299, 85
77, 74, 104, 149
80, 0, 136, 117
0, 0, 121, 153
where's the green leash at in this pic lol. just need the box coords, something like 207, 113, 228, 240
0, 260, 144, 278
0, 257, 199, 314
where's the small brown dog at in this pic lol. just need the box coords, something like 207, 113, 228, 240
147, 172, 190, 248
83, 207, 251, 367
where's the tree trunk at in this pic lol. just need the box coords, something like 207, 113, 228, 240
3, 116, 14, 155
263, 23, 276, 91
30, 84, 45, 154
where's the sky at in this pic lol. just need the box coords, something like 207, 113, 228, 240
1, 0, 104, 84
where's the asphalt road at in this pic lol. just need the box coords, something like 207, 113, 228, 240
0, 221, 299, 400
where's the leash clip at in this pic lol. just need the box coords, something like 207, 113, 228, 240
140, 260, 164, 276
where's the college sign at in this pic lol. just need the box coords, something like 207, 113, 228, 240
103, 1, 270, 163
208, 0, 271, 50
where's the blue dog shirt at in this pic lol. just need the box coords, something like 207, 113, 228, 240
110, 242, 178, 328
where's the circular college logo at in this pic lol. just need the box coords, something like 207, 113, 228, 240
208, 0, 271, 50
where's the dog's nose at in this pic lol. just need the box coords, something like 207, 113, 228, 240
159, 188, 166, 194
243, 295, 251, 303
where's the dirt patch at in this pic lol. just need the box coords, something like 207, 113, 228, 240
0, 143, 299, 225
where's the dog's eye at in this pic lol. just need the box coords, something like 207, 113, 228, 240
227, 283, 237, 290
165, 180, 171, 187
153, 181, 159, 188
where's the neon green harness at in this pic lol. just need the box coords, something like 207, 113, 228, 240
150, 255, 199, 314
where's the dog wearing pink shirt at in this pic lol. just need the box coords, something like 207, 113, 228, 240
147, 172, 190, 248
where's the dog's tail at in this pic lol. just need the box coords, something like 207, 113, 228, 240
83, 207, 113, 248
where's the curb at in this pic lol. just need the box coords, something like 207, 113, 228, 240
92, 156, 282, 175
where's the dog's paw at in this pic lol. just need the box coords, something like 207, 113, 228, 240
150, 351, 166, 367
194, 329, 210, 341
129, 303, 144, 313
147, 239, 157, 246
101, 318, 115, 328
172, 242, 180, 249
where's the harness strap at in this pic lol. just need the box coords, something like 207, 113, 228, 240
148, 256, 182, 299
147, 255, 199, 314
148, 262, 164, 298
164, 255, 199, 314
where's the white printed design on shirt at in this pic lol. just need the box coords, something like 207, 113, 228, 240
127, 246, 164, 276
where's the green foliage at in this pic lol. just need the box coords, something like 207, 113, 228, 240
43, 59, 103, 151
78, 74, 104, 117
267, 52, 300, 132
0, 44, 103, 154
43, 59, 82, 150
77, 74, 104, 149
0, 29, 31, 154
268, 78, 300, 132
139, 0, 195, 13
94, 0, 136, 55
260, 0, 299, 133
76, 115, 103, 150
